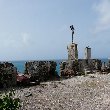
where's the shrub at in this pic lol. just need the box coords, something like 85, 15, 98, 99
0, 90, 21, 110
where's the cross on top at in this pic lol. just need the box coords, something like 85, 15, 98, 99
70, 25, 75, 43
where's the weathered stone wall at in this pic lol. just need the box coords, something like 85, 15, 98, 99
60, 60, 79, 76
24, 61, 57, 81
78, 59, 102, 72
60, 59, 102, 77
0, 62, 17, 88
101, 60, 110, 73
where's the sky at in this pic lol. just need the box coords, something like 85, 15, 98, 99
0, 0, 110, 61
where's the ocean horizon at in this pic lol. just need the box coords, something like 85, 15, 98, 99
1, 58, 109, 74
11, 59, 64, 74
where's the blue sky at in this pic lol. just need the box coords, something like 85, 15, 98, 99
0, 0, 110, 61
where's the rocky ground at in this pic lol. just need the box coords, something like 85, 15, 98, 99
2, 73, 110, 110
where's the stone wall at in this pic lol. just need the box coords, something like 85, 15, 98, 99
24, 61, 57, 81
60, 60, 79, 76
101, 60, 110, 73
78, 59, 102, 72
60, 59, 102, 77
0, 62, 17, 88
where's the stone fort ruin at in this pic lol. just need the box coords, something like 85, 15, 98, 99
60, 25, 104, 77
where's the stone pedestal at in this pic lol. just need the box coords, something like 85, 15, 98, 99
67, 43, 78, 61
67, 43, 78, 70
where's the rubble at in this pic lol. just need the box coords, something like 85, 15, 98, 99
13, 74, 110, 110
17, 74, 30, 86
24, 92, 32, 97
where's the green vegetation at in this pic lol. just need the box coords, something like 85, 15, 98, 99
0, 90, 21, 110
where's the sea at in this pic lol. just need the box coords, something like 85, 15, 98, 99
11, 59, 109, 74
11, 60, 64, 75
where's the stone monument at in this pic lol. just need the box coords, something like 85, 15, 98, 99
67, 25, 78, 61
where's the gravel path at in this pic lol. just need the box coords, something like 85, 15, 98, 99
14, 73, 110, 110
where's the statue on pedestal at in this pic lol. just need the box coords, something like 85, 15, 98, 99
70, 25, 75, 44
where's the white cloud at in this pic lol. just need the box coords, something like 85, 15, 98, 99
0, 32, 33, 60
93, 0, 110, 33
0, 32, 31, 50
21, 32, 30, 46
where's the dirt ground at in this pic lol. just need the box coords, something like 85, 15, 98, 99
6, 73, 110, 110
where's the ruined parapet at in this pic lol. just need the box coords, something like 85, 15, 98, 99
100, 60, 110, 73
60, 59, 103, 77
60, 60, 79, 77
78, 59, 102, 73
0, 62, 17, 88
93, 59, 102, 71
48, 61, 57, 76
24, 61, 57, 82
101, 62, 107, 72
101, 60, 110, 73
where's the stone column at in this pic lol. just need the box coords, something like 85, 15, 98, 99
67, 43, 78, 69
84, 46, 91, 59
67, 43, 78, 61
